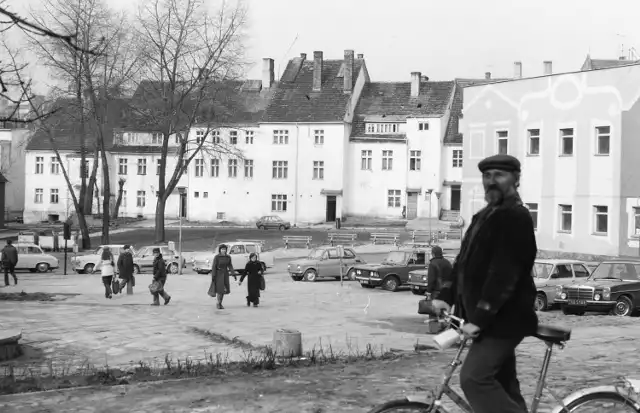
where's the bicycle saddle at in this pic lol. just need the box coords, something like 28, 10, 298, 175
534, 324, 571, 344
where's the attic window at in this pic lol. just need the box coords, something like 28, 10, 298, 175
366, 123, 403, 134
418, 122, 429, 131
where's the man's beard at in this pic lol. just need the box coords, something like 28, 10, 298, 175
484, 187, 504, 206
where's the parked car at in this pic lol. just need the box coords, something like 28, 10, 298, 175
532, 259, 591, 311
287, 246, 366, 281
353, 249, 429, 292
133, 245, 187, 274
8, 242, 59, 273
191, 241, 275, 275
555, 259, 640, 316
406, 254, 457, 295
70, 244, 135, 274
256, 216, 291, 231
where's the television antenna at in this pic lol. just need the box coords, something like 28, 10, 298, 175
277, 33, 299, 80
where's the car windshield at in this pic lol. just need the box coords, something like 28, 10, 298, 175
533, 263, 554, 279
308, 249, 325, 259
590, 262, 640, 281
381, 251, 406, 265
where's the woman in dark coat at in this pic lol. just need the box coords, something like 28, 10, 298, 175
210, 244, 236, 309
239, 253, 263, 307
117, 245, 135, 292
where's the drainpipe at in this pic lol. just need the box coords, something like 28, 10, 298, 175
293, 123, 300, 227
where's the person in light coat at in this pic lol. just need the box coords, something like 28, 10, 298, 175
100, 247, 116, 299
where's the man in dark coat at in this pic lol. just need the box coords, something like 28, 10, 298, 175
425, 245, 453, 332
1, 240, 18, 286
117, 245, 135, 293
151, 248, 171, 306
433, 154, 538, 413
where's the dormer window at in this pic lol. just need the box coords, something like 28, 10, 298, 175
365, 122, 403, 134
151, 133, 162, 144
418, 122, 429, 131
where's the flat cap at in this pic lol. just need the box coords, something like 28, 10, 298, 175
478, 154, 521, 173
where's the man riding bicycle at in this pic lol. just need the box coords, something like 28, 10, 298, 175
432, 154, 538, 413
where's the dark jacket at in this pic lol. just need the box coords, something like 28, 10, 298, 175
440, 196, 538, 338
1, 245, 18, 266
117, 251, 134, 281
152, 255, 167, 281
425, 256, 453, 299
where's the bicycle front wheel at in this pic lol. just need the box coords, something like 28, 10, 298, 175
562, 391, 640, 412
368, 399, 434, 413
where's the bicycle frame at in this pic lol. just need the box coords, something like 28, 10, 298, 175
423, 314, 557, 413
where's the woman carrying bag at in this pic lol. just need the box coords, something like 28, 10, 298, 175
100, 247, 116, 299
239, 253, 264, 307
208, 244, 236, 309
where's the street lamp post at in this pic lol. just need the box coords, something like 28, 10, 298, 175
426, 189, 433, 245
177, 186, 186, 275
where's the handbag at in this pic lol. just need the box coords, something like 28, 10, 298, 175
149, 280, 162, 294
418, 298, 436, 315
259, 275, 265, 291
112, 278, 121, 294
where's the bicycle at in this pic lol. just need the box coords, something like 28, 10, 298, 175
369, 311, 640, 412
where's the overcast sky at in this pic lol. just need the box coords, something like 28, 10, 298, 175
10, 0, 640, 91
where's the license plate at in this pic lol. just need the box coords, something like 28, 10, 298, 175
568, 299, 587, 305
361, 280, 369, 284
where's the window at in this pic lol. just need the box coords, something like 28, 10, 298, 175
272, 161, 288, 179
596, 126, 610, 155
136, 190, 146, 207
229, 130, 238, 145
497, 131, 508, 154
409, 150, 421, 171
125, 133, 140, 144
175, 134, 181, 144
50, 189, 59, 204
361, 150, 372, 170
35, 156, 44, 174
244, 159, 254, 178
245, 131, 254, 144
314, 130, 324, 145
418, 122, 429, 131
573, 264, 590, 278
156, 159, 161, 175
382, 150, 393, 170
50, 157, 60, 174
560, 128, 574, 156
34, 188, 43, 203
528, 129, 540, 155
387, 190, 401, 208
271, 194, 287, 212
192, 159, 203, 177
196, 130, 205, 144
228, 159, 238, 178
122, 190, 127, 207
452, 149, 463, 168
80, 160, 89, 178
313, 161, 324, 180
151, 133, 162, 144
553, 264, 573, 279
526, 203, 538, 231
594, 205, 608, 234
273, 130, 289, 144
194, 192, 200, 198
118, 158, 128, 175
559, 204, 572, 232
365, 123, 402, 134
634, 207, 640, 237
217, 212, 226, 220
137, 158, 147, 175
212, 130, 221, 144
230, 245, 245, 255
211, 158, 220, 177
203, 192, 208, 198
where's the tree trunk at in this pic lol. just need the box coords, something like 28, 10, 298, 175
112, 181, 124, 219
154, 199, 167, 242
84, 148, 99, 216
100, 149, 111, 245
76, 211, 91, 250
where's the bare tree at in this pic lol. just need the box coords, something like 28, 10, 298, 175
135, 0, 248, 242
111, 177, 125, 219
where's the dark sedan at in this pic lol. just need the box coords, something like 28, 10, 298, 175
256, 215, 291, 230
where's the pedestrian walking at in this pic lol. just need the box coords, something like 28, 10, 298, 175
239, 252, 263, 307
151, 247, 171, 306
424, 245, 453, 332
209, 244, 236, 309
432, 154, 538, 413
100, 247, 116, 299
117, 245, 135, 292
1, 240, 18, 286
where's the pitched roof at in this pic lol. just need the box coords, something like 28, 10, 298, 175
581, 55, 639, 71
350, 81, 455, 138
262, 57, 364, 123
26, 98, 131, 152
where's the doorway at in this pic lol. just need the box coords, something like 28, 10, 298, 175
450, 186, 461, 211
326, 196, 337, 222
406, 192, 418, 219
179, 193, 187, 218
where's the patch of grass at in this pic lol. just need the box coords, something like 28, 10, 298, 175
0, 291, 66, 302
0, 338, 403, 395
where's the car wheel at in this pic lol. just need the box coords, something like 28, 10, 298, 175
260, 262, 267, 272
561, 306, 585, 316
279, 225, 285, 231
133, 265, 140, 275
84, 263, 95, 274
347, 269, 356, 281
303, 269, 317, 282
411, 289, 426, 296
613, 296, 633, 317
534, 293, 548, 312
259, 225, 266, 230
168, 263, 179, 274
382, 276, 400, 292
36, 263, 50, 273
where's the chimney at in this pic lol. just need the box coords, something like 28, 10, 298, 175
357, 53, 364, 59
344, 50, 354, 93
514, 61, 522, 79
300, 53, 307, 60
620, 56, 627, 61
262, 58, 274, 89
411, 72, 421, 97
313, 51, 323, 91
543, 61, 552, 75
485, 72, 491, 80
